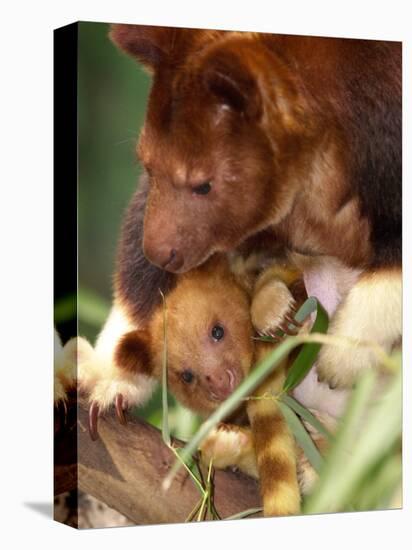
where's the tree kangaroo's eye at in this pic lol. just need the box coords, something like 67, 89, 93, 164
181, 369, 195, 384
211, 324, 225, 341
192, 181, 212, 195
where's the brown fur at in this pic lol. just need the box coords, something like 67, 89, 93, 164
110, 26, 401, 391
114, 253, 304, 515
115, 255, 254, 416
111, 27, 400, 274
114, 329, 152, 375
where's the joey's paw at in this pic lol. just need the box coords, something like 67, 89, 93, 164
251, 280, 301, 339
199, 423, 252, 470
54, 335, 94, 403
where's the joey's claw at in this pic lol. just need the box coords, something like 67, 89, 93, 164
89, 401, 100, 441
279, 322, 298, 336
285, 313, 302, 328
115, 393, 127, 425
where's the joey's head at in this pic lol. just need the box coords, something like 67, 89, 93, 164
111, 25, 310, 273
115, 256, 255, 416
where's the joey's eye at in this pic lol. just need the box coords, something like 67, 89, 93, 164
181, 369, 195, 384
211, 324, 225, 341
192, 181, 212, 195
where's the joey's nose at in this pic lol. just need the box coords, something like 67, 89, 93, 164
143, 243, 184, 272
206, 368, 239, 401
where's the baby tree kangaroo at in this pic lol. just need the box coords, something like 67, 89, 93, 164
113, 252, 314, 517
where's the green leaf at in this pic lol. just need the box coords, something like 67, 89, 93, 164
162, 298, 327, 489
280, 394, 334, 442
283, 297, 329, 392
278, 401, 324, 473
304, 369, 388, 514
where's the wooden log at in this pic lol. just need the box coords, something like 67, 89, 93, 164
55, 398, 262, 525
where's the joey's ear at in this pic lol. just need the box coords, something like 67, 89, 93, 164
109, 24, 196, 71
202, 49, 262, 120
114, 329, 153, 375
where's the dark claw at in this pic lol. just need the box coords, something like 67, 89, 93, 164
89, 401, 100, 441
217, 422, 229, 432
285, 313, 303, 328
115, 393, 127, 425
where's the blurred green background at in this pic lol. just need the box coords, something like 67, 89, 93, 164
77, 21, 150, 342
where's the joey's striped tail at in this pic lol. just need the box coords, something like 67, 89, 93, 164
246, 358, 300, 516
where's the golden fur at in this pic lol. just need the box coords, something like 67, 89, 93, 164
112, 254, 310, 516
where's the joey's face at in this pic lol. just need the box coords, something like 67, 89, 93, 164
140, 99, 276, 274
150, 261, 254, 416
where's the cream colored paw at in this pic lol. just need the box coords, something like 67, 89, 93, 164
199, 423, 257, 477
316, 270, 401, 389
79, 355, 156, 440
316, 343, 378, 389
87, 372, 155, 412
251, 279, 297, 337
54, 332, 94, 403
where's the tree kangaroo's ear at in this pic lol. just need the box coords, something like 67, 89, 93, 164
202, 46, 262, 120
109, 24, 197, 71
114, 329, 153, 376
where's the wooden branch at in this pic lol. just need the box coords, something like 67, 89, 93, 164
55, 397, 262, 525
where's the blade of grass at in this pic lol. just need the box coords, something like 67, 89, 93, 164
162, 298, 321, 489
304, 369, 379, 513
279, 401, 324, 473
280, 394, 334, 442
224, 507, 263, 521
185, 499, 202, 523
160, 290, 171, 448
162, 334, 300, 489
283, 298, 329, 392
196, 460, 213, 522
169, 446, 206, 497
352, 452, 402, 511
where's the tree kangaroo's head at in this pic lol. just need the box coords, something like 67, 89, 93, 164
111, 25, 311, 273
